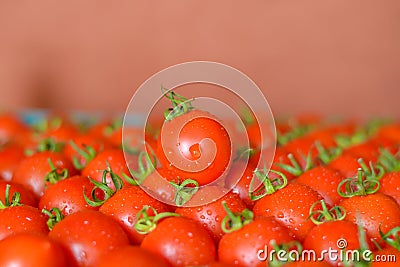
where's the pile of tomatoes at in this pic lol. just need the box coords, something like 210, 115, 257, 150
0, 101, 400, 267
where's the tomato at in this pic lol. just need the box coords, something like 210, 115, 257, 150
141, 216, 216, 266
0, 233, 68, 267
0, 144, 25, 181
175, 186, 247, 243
379, 172, 400, 206
39, 175, 99, 216
303, 220, 365, 266
295, 166, 345, 206
96, 245, 170, 267
63, 134, 112, 170
82, 149, 132, 191
49, 210, 130, 267
340, 193, 400, 243
156, 109, 231, 186
0, 205, 48, 241
0, 180, 38, 207
0, 113, 28, 146
99, 185, 170, 244
371, 246, 400, 267
253, 183, 323, 241
13, 151, 77, 198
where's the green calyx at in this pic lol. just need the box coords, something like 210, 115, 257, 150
44, 158, 69, 184
358, 158, 385, 181
170, 179, 199, 207
380, 226, 400, 251
269, 240, 303, 267
0, 184, 22, 209
162, 87, 194, 121
378, 148, 400, 172
221, 201, 254, 234
337, 168, 380, 198
25, 138, 65, 156
309, 199, 346, 225
70, 141, 98, 170
249, 167, 287, 201
42, 207, 64, 230
83, 164, 124, 207
134, 205, 180, 235
315, 141, 342, 165
125, 149, 157, 186
277, 124, 313, 146
276, 151, 314, 177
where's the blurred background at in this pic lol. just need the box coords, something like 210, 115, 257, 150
0, 0, 399, 119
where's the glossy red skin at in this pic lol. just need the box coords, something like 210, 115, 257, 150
141, 168, 177, 206
0, 233, 68, 267
0, 205, 48, 241
376, 123, 400, 143
99, 185, 170, 244
156, 110, 231, 186
96, 245, 171, 267
371, 246, 400, 267
218, 216, 295, 267
225, 160, 257, 209
13, 151, 77, 198
328, 154, 361, 178
0, 180, 38, 207
141, 216, 216, 267
0, 114, 28, 146
253, 183, 323, 241
303, 221, 364, 266
81, 149, 132, 191
295, 166, 345, 206
39, 175, 99, 216
49, 210, 130, 267
175, 187, 247, 243
0, 145, 25, 181
379, 172, 400, 206
340, 193, 400, 243
42, 120, 79, 143
342, 141, 379, 163
63, 134, 112, 169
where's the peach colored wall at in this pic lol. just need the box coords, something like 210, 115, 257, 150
0, 0, 399, 119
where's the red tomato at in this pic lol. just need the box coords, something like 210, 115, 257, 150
0, 180, 38, 207
175, 186, 247, 243
253, 183, 323, 241
156, 109, 231, 186
0, 205, 48, 241
13, 151, 77, 198
141, 216, 216, 266
0, 233, 68, 267
96, 245, 170, 267
0, 144, 25, 181
39, 175, 99, 216
99, 185, 170, 244
49, 210, 130, 267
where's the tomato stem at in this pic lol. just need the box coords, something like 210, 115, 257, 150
0, 184, 22, 209
170, 179, 199, 206
42, 207, 64, 230
134, 205, 180, 235
337, 168, 380, 197
308, 199, 346, 225
380, 226, 400, 251
125, 148, 157, 186
44, 158, 69, 184
249, 168, 287, 201
162, 87, 194, 121
221, 201, 253, 234
70, 141, 98, 170
269, 240, 303, 267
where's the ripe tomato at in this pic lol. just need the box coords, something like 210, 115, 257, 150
379, 172, 400, 206
156, 109, 231, 186
0, 113, 28, 146
253, 183, 323, 241
175, 186, 247, 243
99, 185, 170, 244
49, 210, 130, 267
96, 245, 170, 267
13, 151, 77, 198
141, 216, 216, 266
0, 233, 68, 267
218, 216, 295, 267
0, 205, 48, 241
0, 144, 25, 181
39, 175, 99, 216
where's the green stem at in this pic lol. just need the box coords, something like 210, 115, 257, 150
221, 201, 254, 234
70, 141, 97, 170
170, 178, 199, 206
42, 207, 64, 230
134, 205, 180, 234
337, 168, 380, 198
162, 87, 194, 121
309, 199, 346, 225
249, 168, 287, 201
0, 184, 22, 209
45, 158, 69, 184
